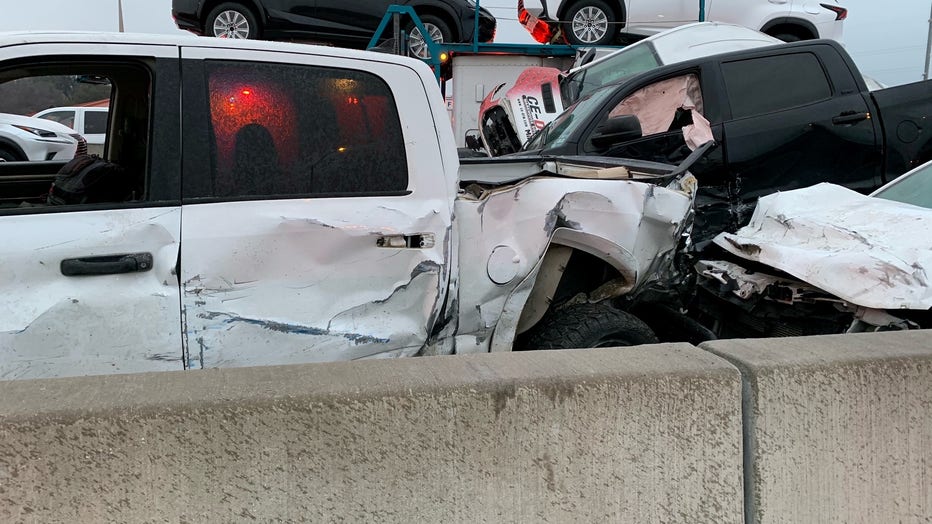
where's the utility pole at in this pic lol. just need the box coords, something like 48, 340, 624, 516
925, 1, 932, 79
118, 0, 124, 33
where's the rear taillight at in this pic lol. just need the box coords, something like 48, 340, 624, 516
820, 3, 847, 20
71, 134, 88, 157
518, 0, 556, 44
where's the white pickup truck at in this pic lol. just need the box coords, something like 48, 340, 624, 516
0, 33, 701, 380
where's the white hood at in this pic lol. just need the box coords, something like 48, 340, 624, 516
0, 112, 77, 134
714, 183, 932, 310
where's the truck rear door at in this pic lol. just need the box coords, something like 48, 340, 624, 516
870, 79, 932, 181
177, 46, 453, 369
718, 44, 882, 212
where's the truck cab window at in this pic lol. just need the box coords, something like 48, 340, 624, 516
606, 74, 705, 137
722, 53, 832, 119
0, 62, 156, 211
201, 61, 408, 200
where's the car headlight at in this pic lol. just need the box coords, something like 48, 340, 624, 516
12, 124, 58, 138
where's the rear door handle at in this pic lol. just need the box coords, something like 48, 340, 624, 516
832, 111, 870, 125
61, 252, 153, 276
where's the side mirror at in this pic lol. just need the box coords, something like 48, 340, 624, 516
464, 130, 483, 151
590, 114, 642, 149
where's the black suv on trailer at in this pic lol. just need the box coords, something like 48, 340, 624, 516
172, 0, 496, 57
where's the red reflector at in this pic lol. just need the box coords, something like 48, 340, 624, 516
518, 0, 556, 44
820, 3, 847, 20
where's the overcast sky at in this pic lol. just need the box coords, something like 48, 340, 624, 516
1, 0, 929, 86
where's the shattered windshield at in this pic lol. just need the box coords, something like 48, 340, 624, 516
523, 86, 617, 151
560, 43, 661, 106
873, 161, 932, 209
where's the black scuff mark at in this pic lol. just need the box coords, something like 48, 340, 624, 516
724, 237, 761, 257
197, 336, 206, 369
820, 224, 873, 248
425, 226, 455, 340
912, 263, 929, 287
201, 312, 389, 345
147, 353, 181, 362
544, 196, 583, 233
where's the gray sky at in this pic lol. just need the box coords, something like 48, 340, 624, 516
1, 0, 928, 86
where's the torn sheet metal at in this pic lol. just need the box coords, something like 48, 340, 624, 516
697, 259, 843, 304
453, 173, 695, 348
714, 183, 932, 310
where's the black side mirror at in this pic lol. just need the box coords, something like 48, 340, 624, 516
464, 130, 483, 151
590, 114, 642, 149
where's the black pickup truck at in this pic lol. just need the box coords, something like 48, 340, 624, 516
513, 39, 932, 241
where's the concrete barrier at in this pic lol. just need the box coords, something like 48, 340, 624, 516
0, 344, 743, 523
702, 330, 932, 524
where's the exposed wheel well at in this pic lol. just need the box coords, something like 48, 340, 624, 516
517, 246, 634, 336
0, 139, 27, 161
762, 21, 817, 41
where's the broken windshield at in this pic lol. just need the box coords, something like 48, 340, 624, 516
523, 86, 617, 152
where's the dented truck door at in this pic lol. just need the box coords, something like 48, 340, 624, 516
177, 46, 453, 368
0, 42, 184, 379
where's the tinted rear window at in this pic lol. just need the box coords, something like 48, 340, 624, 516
722, 53, 831, 119
199, 60, 408, 199
84, 110, 108, 134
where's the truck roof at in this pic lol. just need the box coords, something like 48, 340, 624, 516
0, 31, 431, 70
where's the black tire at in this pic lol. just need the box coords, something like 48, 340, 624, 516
562, 0, 618, 46
0, 146, 21, 162
406, 14, 453, 59
519, 302, 658, 350
205, 2, 260, 39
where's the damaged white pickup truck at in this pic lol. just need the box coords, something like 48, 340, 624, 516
0, 33, 703, 380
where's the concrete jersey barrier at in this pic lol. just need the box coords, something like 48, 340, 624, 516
702, 330, 932, 524
0, 344, 743, 523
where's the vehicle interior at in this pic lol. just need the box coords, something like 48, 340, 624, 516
0, 60, 151, 211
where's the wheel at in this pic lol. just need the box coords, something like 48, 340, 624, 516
206, 3, 260, 39
562, 1, 618, 46
518, 302, 659, 350
407, 15, 452, 59
0, 146, 21, 162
